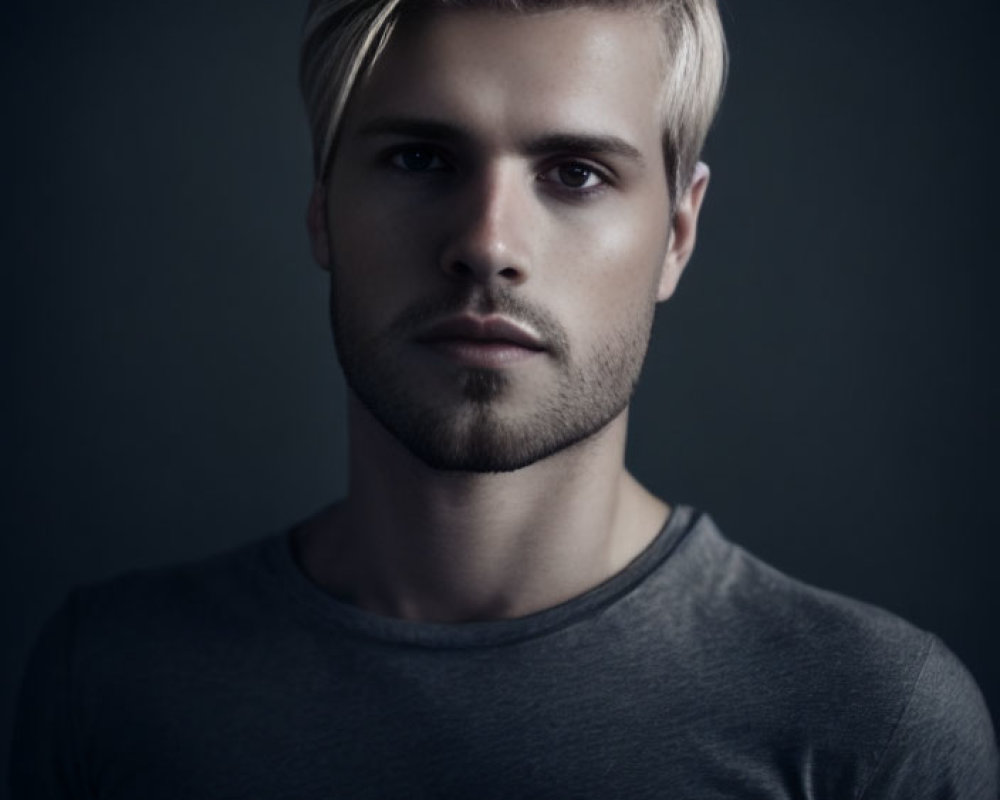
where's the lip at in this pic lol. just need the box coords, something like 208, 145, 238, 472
414, 314, 546, 367
417, 315, 545, 349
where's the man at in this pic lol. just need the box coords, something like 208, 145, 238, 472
12, 0, 998, 797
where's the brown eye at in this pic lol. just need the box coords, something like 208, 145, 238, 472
557, 164, 596, 188
391, 147, 445, 172
539, 161, 607, 193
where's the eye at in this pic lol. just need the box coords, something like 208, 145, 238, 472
388, 146, 448, 173
539, 161, 609, 194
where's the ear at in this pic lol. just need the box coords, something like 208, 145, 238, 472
307, 183, 332, 271
657, 161, 710, 302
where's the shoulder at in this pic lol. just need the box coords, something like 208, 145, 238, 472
676, 513, 940, 670
31, 534, 290, 697
74, 534, 280, 632
10, 535, 297, 797
858, 635, 999, 797
667, 513, 998, 794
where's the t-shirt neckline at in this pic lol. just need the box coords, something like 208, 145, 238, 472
264, 504, 701, 650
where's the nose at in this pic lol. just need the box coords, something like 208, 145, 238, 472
438, 164, 531, 287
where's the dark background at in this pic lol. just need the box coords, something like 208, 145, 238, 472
3, 0, 998, 789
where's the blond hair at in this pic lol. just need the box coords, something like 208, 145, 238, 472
300, 0, 727, 205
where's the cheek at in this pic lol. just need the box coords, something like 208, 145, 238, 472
326, 199, 425, 327
327, 157, 424, 266
550, 204, 669, 328
329, 193, 397, 271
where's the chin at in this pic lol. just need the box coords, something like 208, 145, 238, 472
364, 389, 629, 475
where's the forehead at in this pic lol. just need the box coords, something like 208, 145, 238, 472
340, 6, 667, 151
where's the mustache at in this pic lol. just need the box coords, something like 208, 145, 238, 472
388, 287, 571, 362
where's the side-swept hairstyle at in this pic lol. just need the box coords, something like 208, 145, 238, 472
300, 0, 727, 206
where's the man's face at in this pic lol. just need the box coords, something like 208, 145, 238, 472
312, 6, 700, 472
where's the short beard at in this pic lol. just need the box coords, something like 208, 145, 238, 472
332, 285, 652, 473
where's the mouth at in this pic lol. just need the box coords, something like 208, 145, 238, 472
414, 314, 546, 368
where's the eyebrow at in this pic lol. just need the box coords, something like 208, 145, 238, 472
357, 116, 646, 166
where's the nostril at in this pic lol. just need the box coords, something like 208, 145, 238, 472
441, 252, 526, 284
448, 261, 473, 278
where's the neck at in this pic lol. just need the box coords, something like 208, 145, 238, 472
294, 398, 668, 623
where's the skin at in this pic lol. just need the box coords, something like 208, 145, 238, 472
298, 5, 709, 622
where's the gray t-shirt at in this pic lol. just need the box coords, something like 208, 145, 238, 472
11, 507, 999, 798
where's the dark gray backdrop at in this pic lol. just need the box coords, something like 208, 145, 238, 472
3, 0, 998, 790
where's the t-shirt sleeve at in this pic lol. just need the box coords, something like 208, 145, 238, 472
859, 635, 998, 799
9, 593, 90, 800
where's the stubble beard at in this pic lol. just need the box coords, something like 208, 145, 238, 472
331, 284, 655, 473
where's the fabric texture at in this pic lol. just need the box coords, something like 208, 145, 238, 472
11, 507, 999, 798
